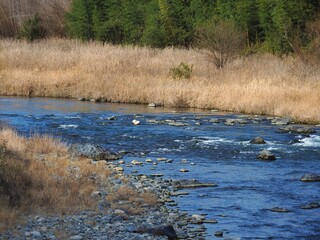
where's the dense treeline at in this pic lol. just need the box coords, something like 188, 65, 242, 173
0, 0, 319, 54
66, 0, 320, 54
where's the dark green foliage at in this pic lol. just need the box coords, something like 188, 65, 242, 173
19, 15, 44, 42
141, 1, 166, 47
257, 0, 315, 53
66, 0, 95, 41
65, 0, 320, 54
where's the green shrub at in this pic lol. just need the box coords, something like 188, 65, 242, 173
170, 62, 193, 80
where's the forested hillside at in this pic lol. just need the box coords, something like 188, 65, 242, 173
0, 0, 319, 54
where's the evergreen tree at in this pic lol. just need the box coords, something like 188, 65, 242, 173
64, 0, 319, 53
66, 0, 94, 41
122, 0, 148, 44
189, 0, 215, 27
142, 0, 166, 47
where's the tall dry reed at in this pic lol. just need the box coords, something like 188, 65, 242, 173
0, 127, 101, 226
0, 126, 158, 230
0, 39, 319, 123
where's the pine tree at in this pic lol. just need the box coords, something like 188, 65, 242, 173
66, 0, 94, 41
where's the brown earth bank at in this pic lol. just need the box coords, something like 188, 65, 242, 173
0, 39, 319, 124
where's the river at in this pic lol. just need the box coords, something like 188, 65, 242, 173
0, 97, 319, 239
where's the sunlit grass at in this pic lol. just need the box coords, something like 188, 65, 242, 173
0, 39, 319, 123
0, 126, 157, 231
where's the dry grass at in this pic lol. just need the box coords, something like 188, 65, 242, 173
0, 126, 106, 230
0, 126, 158, 231
0, 39, 319, 123
106, 185, 158, 215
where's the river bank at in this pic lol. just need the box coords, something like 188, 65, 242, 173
0, 39, 319, 124
0, 126, 212, 239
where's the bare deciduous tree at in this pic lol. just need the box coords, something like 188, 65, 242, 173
0, 0, 71, 38
196, 19, 245, 69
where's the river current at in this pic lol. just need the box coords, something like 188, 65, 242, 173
0, 97, 319, 239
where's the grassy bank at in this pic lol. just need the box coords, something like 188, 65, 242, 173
0, 125, 156, 231
0, 39, 319, 123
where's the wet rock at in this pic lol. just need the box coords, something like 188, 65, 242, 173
300, 173, 320, 182
288, 139, 301, 144
114, 209, 125, 215
90, 98, 102, 103
91, 191, 102, 198
115, 167, 124, 172
168, 122, 188, 127
151, 173, 163, 177
131, 160, 143, 165
279, 126, 316, 134
146, 119, 159, 124
69, 235, 83, 240
191, 214, 205, 222
136, 225, 177, 239
271, 118, 291, 125
170, 191, 189, 196
209, 118, 220, 123
148, 103, 157, 107
250, 137, 266, 144
148, 103, 161, 108
225, 118, 248, 125
173, 179, 216, 189
300, 202, 320, 209
202, 219, 218, 224
107, 116, 117, 120
78, 97, 87, 101
132, 119, 140, 125
257, 149, 276, 160
69, 143, 124, 161
214, 231, 223, 237
176, 230, 189, 239
270, 207, 291, 213
181, 159, 188, 164
30, 231, 41, 238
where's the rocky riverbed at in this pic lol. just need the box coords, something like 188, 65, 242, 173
1, 158, 217, 240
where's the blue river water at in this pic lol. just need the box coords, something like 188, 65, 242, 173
0, 97, 319, 239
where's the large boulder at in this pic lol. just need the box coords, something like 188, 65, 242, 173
271, 118, 291, 125
300, 202, 320, 209
257, 149, 276, 160
69, 143, 124, 161
250, 137, 266, 144
136, 225, 177, 240
300, 173, 320, 182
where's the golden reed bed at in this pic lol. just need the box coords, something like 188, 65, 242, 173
0, 39, 319, 123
